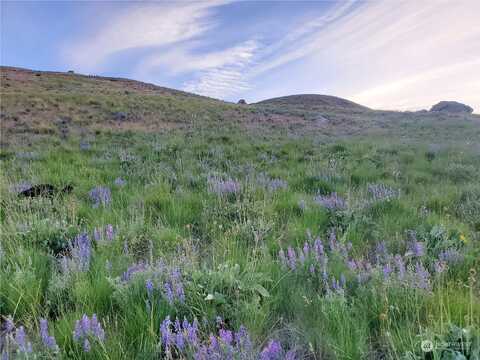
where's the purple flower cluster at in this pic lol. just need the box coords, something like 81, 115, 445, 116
314, 192, 347, 211
89, 186, 112, 208
367, 183, 400, 203
40, 318, 59, 351
60, 233, 92, 273
73, 314, 105, 352
261, 340, 296, 360
279, 229, 464, 294
71, 233, 91, 272
93, 224, 116, 242
145, 268, 185, 306
279, 230, 349, 295
256, 174, 288, 192
114, 177, 126, 187
159, 316, 296, 360
208, 177, 241, 196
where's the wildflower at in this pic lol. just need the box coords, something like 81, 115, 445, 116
219, 329, 233, 345
146, 279, 154, 297
40, 318, 58, 351
15, 326, 32, 353
434, 260, 447, 274
121, 262, 147, 282
438, 248, 464, 264
114, 177, 126, 186
89, 186, 112, 208
394, 255, 406, 280
287, 247, 297, 270
266, 178, 288, 192
260, 340, 283, 360
5, 315, 14, 332
367, 183, 400, 202
160, 316, 173, 348
73, 314, 105, 351
459, 234, 468, 244
314, 192, 346, 211
383, 263, 393, 280
105, 224, 115, 241
208, 177, 241, 196
413, 262, 431, 291
408, 241, 425, 257
164, 282, 174, 304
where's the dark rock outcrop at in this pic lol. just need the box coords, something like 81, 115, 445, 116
18, 184, 73, 198
430, 101, 473, 114
237, 99, 247, 105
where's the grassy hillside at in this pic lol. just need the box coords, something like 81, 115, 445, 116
1, 68, 479, 359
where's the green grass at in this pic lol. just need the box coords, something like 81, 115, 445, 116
1, 127, 479, 359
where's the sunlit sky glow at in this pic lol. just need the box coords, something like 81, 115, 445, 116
1, 1, 479, 111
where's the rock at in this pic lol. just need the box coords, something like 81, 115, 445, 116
237, 99, 247, 105
430, 101, 473, 114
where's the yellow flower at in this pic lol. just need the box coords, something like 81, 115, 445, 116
460, 234, 468, 244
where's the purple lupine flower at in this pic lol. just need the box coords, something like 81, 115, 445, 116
347, 259, 357, 271
434, 260, 447, 274
413, 262, 431, 291
219, 329, 233, 345
40, 318, 58, 351
105, 224, 115, 241
93, 228, 101, 242
287, 247, 297, 270
83, 338, 91, 352
164, 282, 174, 304
267, 178, 288, 192
171, 269, 185, 303
298, 249, 305, 264
89, 186, 111, 208
90, 314, 105, 342
114, 177, 126, 187
383, 263, 393, 280
303, 242, 310, 257
160, 317, 173, 348
314, 238, 324, 260
260, 340, 283, 360
309, 264, 315, 274
81, 314, 91, 335
73, 320, 83, 341
121, 262, 147, 282
408, 242, 425, 257
367, 183, 400, 202
235, 325, 252, 353
208, 177, 241, 196
314, 192, 346, 211
328, 230, 337, 252
5, 316, 14, 332
176, 331, 185, 350
70, 233, 91, 272
439, 248, 464, 264
394, 255, 406, 280
15, 326, 32, 353
375, 241, 388, 263
285, 349, 297, 360
145, 279, 154, 297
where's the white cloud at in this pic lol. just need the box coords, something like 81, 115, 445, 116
64, 1, 226, 71
247, 0, 480, 111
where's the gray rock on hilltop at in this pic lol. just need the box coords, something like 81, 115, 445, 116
430, 101, 473, 114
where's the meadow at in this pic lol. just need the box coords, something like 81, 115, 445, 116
1, 124, 479, 359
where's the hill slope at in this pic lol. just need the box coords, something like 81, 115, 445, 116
1, 67, 479, 147
255, 94, 370, 113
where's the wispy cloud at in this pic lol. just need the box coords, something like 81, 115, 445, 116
64, 1, 225, 72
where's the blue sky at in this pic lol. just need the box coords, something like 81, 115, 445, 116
2, 1, 479, 111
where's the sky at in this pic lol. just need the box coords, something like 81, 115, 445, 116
1, 0, 479, 112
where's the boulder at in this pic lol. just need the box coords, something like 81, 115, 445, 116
237, 99, 247, 105
430, 101, 473, 114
